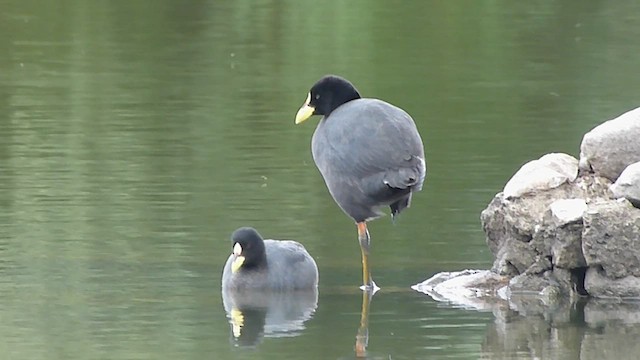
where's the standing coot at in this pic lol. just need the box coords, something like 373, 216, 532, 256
294, 75, 426, 290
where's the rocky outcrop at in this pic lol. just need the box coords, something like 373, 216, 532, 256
481, 106, 640, 300
579, 106, 640, 182
481, 169, 640, 298
414, 106, 640, 302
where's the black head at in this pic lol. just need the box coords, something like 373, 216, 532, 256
295, 75, 361, 124
231, 227, 267, 271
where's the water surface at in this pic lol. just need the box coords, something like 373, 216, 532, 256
2, 1, 640, 359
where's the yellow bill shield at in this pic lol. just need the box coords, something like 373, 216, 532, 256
295, 92, 315, 124
231, 242, 245, 273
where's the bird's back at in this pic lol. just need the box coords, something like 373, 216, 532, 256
264, 240, 318, 289
311, 98, 426, 221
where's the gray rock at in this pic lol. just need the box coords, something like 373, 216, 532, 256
610, 161, 640, 207
491, 237, 539, 276
552, 267, 578, 297
537, 218, 586, 270
508, 272, 556, 294
584, 266, 640, 299
579, 106, 640, 182
503, 153, 578, 199
582, 200, 640, 279
534, 199, 588, 271
481, 118, 640, 300
482, 174, 610, 279
549, 198, 587, 224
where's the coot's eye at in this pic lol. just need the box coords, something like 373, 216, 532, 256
315, 94, 320, 100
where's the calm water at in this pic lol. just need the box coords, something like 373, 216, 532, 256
2, 1, 640, 359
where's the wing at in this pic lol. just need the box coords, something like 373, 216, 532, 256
313, 99, 426, 191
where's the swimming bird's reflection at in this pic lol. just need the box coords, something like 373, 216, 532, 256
222, 288, 318, 347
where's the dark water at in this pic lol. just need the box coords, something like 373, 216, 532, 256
2, 1, 640, 359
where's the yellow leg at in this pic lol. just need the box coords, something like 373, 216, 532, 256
357, 222, 373, 290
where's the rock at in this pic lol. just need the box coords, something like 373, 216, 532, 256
503, 153, 578, 199
508, 272, 556, 294
480, 168, 640, 298
490, 236, 539, 276
482, 190, 557, 276
531, 199, 588, 271
582, 200, 640, 279
549, 198, 587, 224
579, 106, 640, 182
482, 174, 610, 279
552, 267, 582, 296
610, 161, 640, 207
584, 267, 640, 299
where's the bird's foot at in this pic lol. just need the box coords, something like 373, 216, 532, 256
359, 280, 380, 294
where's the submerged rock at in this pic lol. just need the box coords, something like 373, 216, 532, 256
411, 270, 509, 310
579, 106, 640, 182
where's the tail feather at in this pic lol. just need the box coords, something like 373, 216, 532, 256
390, 194, 412, 222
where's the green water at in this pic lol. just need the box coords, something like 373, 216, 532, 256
2, 1, 640, 359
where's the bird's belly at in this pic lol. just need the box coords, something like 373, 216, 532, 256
313, 164, 390, 222
311, 126, 407, 222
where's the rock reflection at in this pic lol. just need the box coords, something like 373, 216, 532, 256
482, 296, 640, 359
221, 288, 318, 348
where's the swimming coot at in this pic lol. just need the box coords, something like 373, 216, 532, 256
221, 227, 319, 291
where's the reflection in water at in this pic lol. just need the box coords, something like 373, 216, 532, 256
221, 288, 318, 348
482, 296, 640, 359
354, 290, 376, 358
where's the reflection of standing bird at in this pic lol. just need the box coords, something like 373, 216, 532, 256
295, 75, 426, 290
221, 227, 318, 290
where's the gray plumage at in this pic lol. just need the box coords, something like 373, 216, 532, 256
295, 75, 426, 290
312, 98, 426, 222
221, 227, 318, 291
